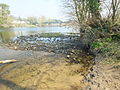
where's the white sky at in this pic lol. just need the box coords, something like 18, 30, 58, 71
0, 0, 67, 20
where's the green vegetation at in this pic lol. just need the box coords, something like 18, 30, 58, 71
0, 3, 12, 28
0, 3, 65, 28
91, 37, 120, 58
65, 0, 120, 62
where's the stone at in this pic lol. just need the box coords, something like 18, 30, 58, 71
67, 55, 70, 58
14, 46, 17, 50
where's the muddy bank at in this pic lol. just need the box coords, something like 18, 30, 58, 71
83, 59, 120, 90
0, 46, 85, 90
1, 34, 119, 90
0, 34, 93, 90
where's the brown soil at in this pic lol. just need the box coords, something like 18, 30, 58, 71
0, 46, 86, 90
84, 59, 120, 90
1, 45, 120, 90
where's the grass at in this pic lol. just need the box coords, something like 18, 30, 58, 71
90, 36, 120, 63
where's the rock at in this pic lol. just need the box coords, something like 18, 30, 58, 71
67, 55, 70, 58
14, 46, 17, 50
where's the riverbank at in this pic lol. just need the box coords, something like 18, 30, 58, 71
0, 34, 93, 90
83, 36, 120, 90
0, 33, 119, 90
0, 45, 85, 90
84, 58, 120, 90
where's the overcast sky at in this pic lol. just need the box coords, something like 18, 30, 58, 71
0, 0, 66, 20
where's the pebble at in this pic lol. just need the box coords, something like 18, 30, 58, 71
14, 46, 17, 50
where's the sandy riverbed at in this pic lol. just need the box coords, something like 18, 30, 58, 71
0, 45, 88, 90
1, 43, 120, 90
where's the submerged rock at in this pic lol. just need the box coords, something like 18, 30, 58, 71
7, 34, 93, 67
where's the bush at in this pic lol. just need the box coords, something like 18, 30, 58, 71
90, 37, 120, 58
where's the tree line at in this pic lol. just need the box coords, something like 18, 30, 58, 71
0, 3, 64, 28
0, 3, 11, 27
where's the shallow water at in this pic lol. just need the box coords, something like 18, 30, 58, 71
0, 27, 78, 43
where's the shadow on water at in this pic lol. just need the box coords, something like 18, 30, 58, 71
0, 29, 16, 43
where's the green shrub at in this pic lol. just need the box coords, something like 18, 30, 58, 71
90, 37, 120, 58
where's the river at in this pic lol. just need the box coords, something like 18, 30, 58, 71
0, 27, 78, 43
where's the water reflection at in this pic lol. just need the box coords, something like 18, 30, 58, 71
0, 29, 16, 43
0, 27, 77, 43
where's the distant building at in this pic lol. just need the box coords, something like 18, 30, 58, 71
12, 20, 29, 24
11, 20, 29, 27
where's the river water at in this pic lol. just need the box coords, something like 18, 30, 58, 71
0, 27, 78, 43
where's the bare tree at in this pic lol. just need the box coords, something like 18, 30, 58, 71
101, 0, 120, 24
111, 0, 120, 24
